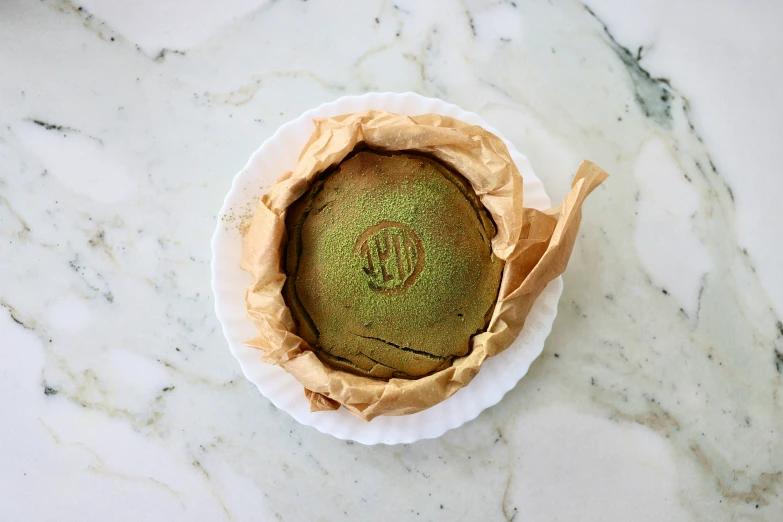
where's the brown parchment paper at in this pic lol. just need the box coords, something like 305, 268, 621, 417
240, 111, 608, 421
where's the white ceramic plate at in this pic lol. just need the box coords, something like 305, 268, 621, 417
211, 92, 562, 445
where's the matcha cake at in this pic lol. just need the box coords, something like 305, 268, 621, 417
283, 150, 503, 379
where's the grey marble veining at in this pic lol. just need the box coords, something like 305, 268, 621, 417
0, 0, 781, 520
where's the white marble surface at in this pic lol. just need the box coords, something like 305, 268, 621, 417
1, 0, 781, 520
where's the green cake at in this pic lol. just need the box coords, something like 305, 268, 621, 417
283, 150, 503, 379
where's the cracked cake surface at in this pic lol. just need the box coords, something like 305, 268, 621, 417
283, 150, 504, 379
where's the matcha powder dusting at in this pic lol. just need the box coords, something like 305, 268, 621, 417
283, 150, 504, 380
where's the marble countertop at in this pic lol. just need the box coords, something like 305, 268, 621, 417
1, 0, 782, 520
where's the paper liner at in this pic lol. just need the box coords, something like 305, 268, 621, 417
239, 109, 607, 422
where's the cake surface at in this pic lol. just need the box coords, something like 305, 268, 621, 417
283, 150, 503, 379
